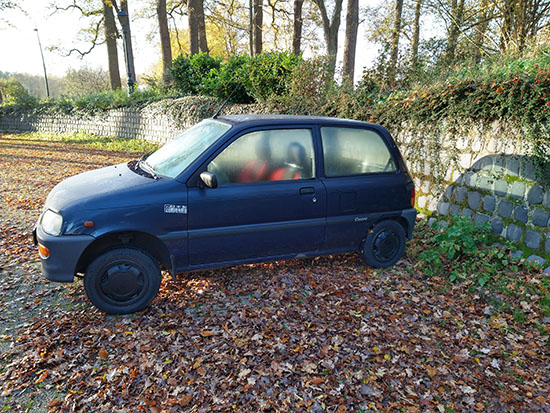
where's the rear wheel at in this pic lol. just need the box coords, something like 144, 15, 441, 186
84, 248, 161, 314
361, 220, 406, 268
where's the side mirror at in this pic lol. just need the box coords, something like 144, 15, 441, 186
200, 171, 218, 189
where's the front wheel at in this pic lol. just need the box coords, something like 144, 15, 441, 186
84, 248, 161, 314
361, 220, 406, 268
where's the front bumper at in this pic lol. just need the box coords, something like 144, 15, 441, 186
33, 225, 95, 282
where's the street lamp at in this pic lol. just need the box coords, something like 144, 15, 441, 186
117, 9, 136, 93
34, 27, 50, 99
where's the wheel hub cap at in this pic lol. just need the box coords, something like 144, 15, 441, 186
373, 230, 399, 262
101, 264, 144, 302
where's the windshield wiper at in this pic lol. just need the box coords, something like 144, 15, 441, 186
138, 159, 159, 180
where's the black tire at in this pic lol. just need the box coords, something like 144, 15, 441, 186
84, 248, 161, 315
361, 220, 406, 268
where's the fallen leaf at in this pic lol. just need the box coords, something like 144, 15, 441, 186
310, 377, 324, 385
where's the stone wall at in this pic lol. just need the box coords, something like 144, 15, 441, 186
0, 97, 260, 143
0, 106, 183, 143
1, 101, 549, 261
395, 123, 550, 265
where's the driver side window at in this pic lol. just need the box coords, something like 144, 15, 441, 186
208, 129, 315, 185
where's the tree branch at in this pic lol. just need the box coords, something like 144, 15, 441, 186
65, 19, 104, 58
51, 0, 101, 17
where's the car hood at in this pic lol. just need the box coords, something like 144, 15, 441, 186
44, 163, 158, 212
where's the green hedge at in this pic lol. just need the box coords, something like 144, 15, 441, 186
169, 51, 302, 104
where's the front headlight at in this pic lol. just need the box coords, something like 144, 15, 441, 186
41, 210, 63, 236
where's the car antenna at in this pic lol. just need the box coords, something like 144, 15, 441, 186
212, 86, 239, 119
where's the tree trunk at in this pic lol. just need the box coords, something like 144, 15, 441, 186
517, 0, 527, 51
445, 0, 464, 64
473, 0, 490, 63
196, 0, 209, 53
188, 0, 199, 55
253, 0, 263, 55
103, 1, 121, 89
156, 0, 172, 82
389, 0, 403, 85
410, 0, 422, 69
500, 0, 514, 52
343, 0, 359, 82
292, 0, 304, 55
313, 0, 344, 75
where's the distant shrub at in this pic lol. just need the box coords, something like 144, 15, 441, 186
63, 67, 110, 97
27, 88, 171, 115
170, 53, 222, 95
0, 77, 37, 105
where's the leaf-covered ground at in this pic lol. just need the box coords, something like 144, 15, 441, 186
0, 133, 549, 412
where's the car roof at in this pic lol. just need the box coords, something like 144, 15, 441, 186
215, 114, 380, 129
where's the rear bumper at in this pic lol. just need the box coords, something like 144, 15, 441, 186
33, 226, 95, 282
400, 208, 417, 240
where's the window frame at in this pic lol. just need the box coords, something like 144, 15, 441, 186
319, 125, 399, 179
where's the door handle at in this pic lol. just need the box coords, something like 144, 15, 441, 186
300, 187, 315, 194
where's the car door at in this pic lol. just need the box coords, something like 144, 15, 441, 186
320, 126, 410, 250
187, 126, 326, 266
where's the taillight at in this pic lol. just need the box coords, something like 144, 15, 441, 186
411, 187, 416, 207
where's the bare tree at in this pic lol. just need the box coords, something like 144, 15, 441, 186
498, 0, 550, 52
156, 0, 172, 82
343, 0, 359, 81
292, 0, 304, 55
312, 0, 344, 74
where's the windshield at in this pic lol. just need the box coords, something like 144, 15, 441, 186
145, 119, 232, 178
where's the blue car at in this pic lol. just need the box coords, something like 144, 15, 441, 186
33, 115, 416, 314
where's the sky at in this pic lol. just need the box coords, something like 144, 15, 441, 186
0, 0, 379, 83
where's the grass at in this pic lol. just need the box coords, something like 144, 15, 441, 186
18, 131, 162, 154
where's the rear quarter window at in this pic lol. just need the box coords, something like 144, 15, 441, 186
320, 127, 397, 177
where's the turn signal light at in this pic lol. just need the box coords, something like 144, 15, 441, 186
411, 187, 416, 207
38, 243, 50, 259
84, 221, 94, 228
